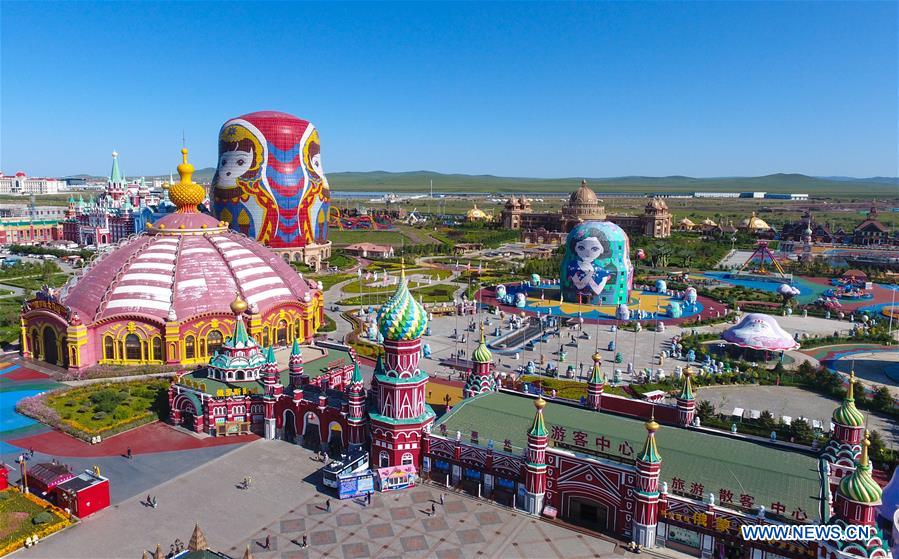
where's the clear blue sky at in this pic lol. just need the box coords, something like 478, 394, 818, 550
1, 1, 896, 178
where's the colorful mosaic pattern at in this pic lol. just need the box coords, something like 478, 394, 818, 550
212, 111, 330, 248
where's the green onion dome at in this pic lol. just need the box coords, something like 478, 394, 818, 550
840, 433, 882, 504
377, 268, 428, 342
833, 371, 866, 427
472, 327, 492, 364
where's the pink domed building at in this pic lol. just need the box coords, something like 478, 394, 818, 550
20, 149, 324, 372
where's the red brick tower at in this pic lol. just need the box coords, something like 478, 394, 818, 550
288, 339, 305, 389
819, 432, 890, 558
369, 267, 435, 469
523, 397, 548, 515
586, 352, 605, 411
632, 417, 662, 548
675, 367, 695, 426
346, 363, 367, 450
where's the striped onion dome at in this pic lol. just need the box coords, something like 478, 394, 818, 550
472, 327, 492, 364
377, 268, 427, 341
638, 418, 662, 464
833, 371, 866, 427
840, 433, 882, 504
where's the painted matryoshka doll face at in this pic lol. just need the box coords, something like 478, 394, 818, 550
575, 237, 603, 262
217, 148, 254, 187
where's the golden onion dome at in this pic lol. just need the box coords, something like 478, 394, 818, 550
230, 293, 248, 315
740, 212, 771, 230
166, 149, 207, 212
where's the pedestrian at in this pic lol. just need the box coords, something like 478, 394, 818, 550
431, 503, 436, 516
147, 494, 152, 506
440, 493, 445, 506
127, 447, 132, 459
29, 447, 34, 458
366, 492, 371, 505
302, 534, 307, 548
264, 534, 270, 549
151, 496, 157, 508
326, 498, 331, 512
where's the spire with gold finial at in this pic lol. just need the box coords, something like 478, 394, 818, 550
529, 397, 548, 437
638, 412, 662, 463
839, 430, 882, 503
165, 148, 206, 213
472, 324, 492, 364
188, 523, 208, 552
588, 351, 605, 385
679, 366, 694, 401
833, 370, 866, 427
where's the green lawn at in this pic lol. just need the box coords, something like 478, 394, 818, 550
328, 230, 412, 247
326, 250, 357, 270
0, 489, 70, 553
338, 282, 459, 306
45, 378, 170, 436
310, 273, 356, 291
0, 274, 70, 290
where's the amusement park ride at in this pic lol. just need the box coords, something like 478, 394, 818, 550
733, 241, 792, 283
328, 206, 394, 230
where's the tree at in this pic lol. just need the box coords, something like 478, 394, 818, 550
852, 380, 868, 407
872, 386, 893, 411
697, 400, 716, 422
789, 418, 813, 443
759, 410, 776, 431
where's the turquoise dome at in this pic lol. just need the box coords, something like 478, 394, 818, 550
377, 271, 428, 341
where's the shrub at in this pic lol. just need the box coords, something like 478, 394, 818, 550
92, 411, 107, 421
32, 512, 54, 525
90, 388, 126, 414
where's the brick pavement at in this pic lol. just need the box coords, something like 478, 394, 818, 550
19, 438, 626, 559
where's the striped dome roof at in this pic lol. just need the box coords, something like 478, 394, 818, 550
377, 270, 427, 341
840, 436, 882, 504
472, 329, 492, 364
833, 373, 866, 427
62, 231, 315, 323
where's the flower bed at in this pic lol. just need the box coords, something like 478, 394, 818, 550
16, 378, 170, 442
0, 488, 73, 556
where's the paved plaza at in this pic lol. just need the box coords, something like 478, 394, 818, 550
21, 439, 626, 559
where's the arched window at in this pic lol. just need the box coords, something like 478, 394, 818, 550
104, 336, 115, 360
207, 331, 224, 355
185, 335, 196, 359
262, 328, 270, 347
294, 319, 301, 340
401, 453, 414, 465
277, 320, 288, 346
125, 334, 142, 360
152, 337, 162, 361
379, 451, 389, 468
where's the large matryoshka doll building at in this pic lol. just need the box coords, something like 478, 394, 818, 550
20, 149, 324, 372
369, 266, 436, 469
211, 111, 331, 271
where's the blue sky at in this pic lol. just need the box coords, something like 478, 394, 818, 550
1, 1, 896, 178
